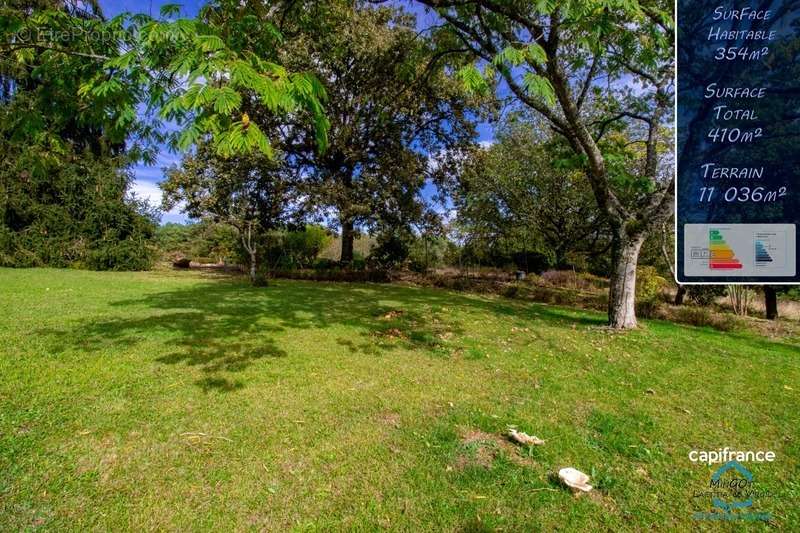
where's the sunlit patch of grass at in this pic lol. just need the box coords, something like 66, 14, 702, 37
0, 268, 798, 530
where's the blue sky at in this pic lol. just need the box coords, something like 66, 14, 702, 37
99, 0, 495, 224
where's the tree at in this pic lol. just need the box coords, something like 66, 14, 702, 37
281, 225, 331, 268
269, 1, 475, 263
452, 115, 608, 271
764, 286, 778, 321
0, 148, 157, 270
761, 286, 791, 321
2, 1, 329, 162
1, 1, 330, 270
728, 285, 752, 317
162, 144, 294, 283
417, 0, 675, 328
1, 1, 157, 269
657, 220, 685, 305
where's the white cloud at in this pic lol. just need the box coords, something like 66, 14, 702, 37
130, 179, 164, 207
130, 179, 188, 224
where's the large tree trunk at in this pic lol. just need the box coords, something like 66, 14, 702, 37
340, 217, 354, 264
607, 232, 645, 329
764, 286, 778, 320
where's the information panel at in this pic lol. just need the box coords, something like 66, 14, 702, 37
677, 1, 800, 283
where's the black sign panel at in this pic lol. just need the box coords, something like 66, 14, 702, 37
677, 1, 800, 283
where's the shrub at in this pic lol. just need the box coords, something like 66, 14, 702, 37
540, 270, 579, 287
577, 272, 608, 290
636, 266, 667, 318
687, 286, 726, 307
368, 230, 412, 270
252, 274, 270, 287
671, 307, 737, 332
272, 269, 390, 283
283, 225, 331, 268
430, 275, 472, 291
86, 238, 156, 271
1, 154, 157, 271
511, 250, 553, 274
313, 258, 339, 270
501, 284, 519, 298
351, 253, 367, 271
539, 270, 606, 291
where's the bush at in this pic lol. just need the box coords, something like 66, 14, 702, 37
636, 266, 667, 318
671, 307, 737, 332
501, 284, 520, 298
1, 153, 157, 271
540, 270, 578, 287
272, 269, 390, 283
408, 236, 449, 272
539, 270, 606, 291
430, 275, 472, 291
252, 274, 270, 287
687, 286, 726, 307
351, 252, 367, 271
283, 225, 331, 268
510, 250, 553, 273
313, 258, 339, 270
368, 230, 412, 270
86, 238, 155, 271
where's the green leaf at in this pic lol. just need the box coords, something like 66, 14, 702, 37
103, 51, 137, 70
493, 46, 526, 67
91, 79, 123, 98
177, 124, 202, 151
522, 73, 556, 106
526, 43, 548, 65
159, 3, 182, 18
196, 34, 225, 53
456, 64, 488, 95
159, 96, 184, 119
245, 122, 274, 158
212, 87, 242, 115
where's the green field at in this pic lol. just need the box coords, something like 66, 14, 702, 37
1, 268, 798, 530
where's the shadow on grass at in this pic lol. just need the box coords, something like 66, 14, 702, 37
36, 278, 793, 391
37, 279, 540, 391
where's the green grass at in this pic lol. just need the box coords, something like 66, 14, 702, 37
1, 268, 798, 531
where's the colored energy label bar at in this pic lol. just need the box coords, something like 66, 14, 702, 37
708, 229, 743, 269
755, 241, 773, 264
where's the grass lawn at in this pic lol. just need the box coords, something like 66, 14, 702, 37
1, 268, 798, 530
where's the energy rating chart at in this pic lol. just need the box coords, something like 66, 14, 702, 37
684, 224, 795, 277
755, 239, 773, 265
708, 229, 743, 270
676, 1, 800, 283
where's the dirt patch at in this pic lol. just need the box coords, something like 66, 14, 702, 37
743, 317, 800, 340
586, 488, 618, 512
379, 328, 406, 340
380, 310, 404, 320
453, 428, 535, 470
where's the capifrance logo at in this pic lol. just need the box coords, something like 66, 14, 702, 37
689, 448, 776, 465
